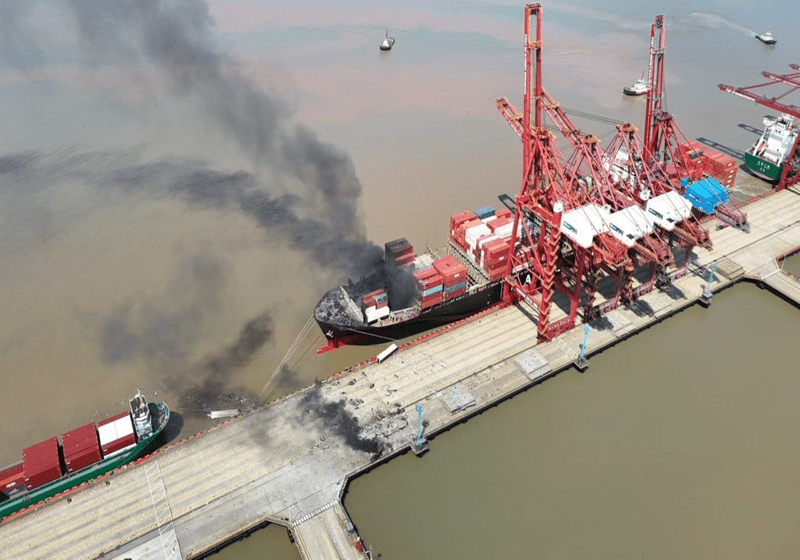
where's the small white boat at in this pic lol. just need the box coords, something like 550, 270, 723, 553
623, 76, 649, 96
380, 28, 395, 51
755, 30, 776, 45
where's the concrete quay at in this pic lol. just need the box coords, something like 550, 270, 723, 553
2, 187, 800, 560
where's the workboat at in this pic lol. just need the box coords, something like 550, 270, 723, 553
623, 76, 649, 96
755, 30, 776, 45
314, 205, 517, 350
744, 114, 800, 181
0, 391, 169, 521
380, 28, 395, 51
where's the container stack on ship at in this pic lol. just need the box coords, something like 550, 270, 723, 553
0, 392, 169, 521
314, 205, 516, 351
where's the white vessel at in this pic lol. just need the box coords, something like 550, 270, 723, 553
380, 28, 395, 51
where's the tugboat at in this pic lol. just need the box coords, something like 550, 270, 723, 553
623, 75, 649, 96
755, 29, 777, 45
744, 114, 800, 181
380, 28, 395, 51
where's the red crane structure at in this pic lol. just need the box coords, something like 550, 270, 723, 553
496, 4, 717, 341
718, 64, 800, 191
643, 15, 749, 232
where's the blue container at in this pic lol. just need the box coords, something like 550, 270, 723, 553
473, 206, 496, 220
683, 177, 728, 214
444, 282, 467, 293
422, 284, 443, 297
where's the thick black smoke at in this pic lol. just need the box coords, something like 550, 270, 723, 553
297, 383, 383, 457
176, 310, 273, 414
0, 0, 383, 278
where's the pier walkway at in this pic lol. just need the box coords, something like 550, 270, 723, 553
2, 187, 800, 560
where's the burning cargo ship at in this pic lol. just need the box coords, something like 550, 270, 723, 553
314, 205, 520, 350
0, 391, 169, 521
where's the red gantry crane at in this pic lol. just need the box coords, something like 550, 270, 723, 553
718, 64, 800, 191
644, 15, 749, 232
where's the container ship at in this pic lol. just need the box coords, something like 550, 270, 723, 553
314, 205, 521, 350
0, 391, 169, 521
744, 114, 800, 181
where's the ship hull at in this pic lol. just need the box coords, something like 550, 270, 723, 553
0, 402, 170, 521
316, 281, 503, 345
744, 151, 783, 181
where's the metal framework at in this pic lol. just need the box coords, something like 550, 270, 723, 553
718, 64, 800, 191
496, 4, 717, 341
643, 15, 748, 231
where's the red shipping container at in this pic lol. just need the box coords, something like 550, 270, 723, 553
432, 256, 467, 287
420, 291, 443, 309
454, 218, 483, 248
376, 300, 388, 309
0, 463, 24, 493
487, 217, 511, 233
496, 208, 512, 220
413, 267, 436, 280
62, 423, 101, 473
385, 238, 412, 255
443, 287, 465, 300
23, 437, 62, 490
488, 267, 506, 282
450, 210, 476, 233
102, 433, 136, 457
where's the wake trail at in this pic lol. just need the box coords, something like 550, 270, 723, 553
692, 12, 757, 38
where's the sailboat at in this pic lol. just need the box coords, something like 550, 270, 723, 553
380, 28, 396, 51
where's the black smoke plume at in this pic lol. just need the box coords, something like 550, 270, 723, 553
0, 0, 384, 279
297, 383, 383, 457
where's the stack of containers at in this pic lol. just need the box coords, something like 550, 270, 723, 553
413, 267, 443, 309
464, 221, 492, 260
481, 238, 510, 281
449, 211, 477, 249
22, 437, 62, 490
432, 256, 467, 300
0, 463, 24, 495
61, 423, 102, 474
385, 239, 415, 268
362, 289, 390, 323
453, 218, 483, 250
97, 412, 137, 457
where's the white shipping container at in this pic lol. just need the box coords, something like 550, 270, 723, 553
98, 415, 135, 447
365, 308, 381, 324
465, 224, 491, 247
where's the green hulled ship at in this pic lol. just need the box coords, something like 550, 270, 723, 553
0, 392, 169, 521
744, 115, 800, 181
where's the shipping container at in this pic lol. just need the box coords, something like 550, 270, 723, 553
496, 207, 512, 220
62, 423, 102, 474
421, 284, 444, 297
0, 463, 24, 494
473, 205, 496, 220
23, 437, 62, 490
465, 223, 492, 249
488, 217, 511, 233
101, 434, 136, 457
444, 282, 466, 293
420, 291, 443, 309
450, 210, 476, 233
98, 413, 136, 457
432, 256, 467, 287
443, 287, 466, 300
